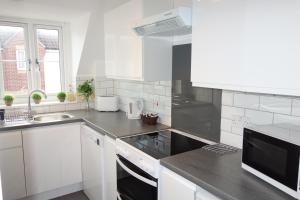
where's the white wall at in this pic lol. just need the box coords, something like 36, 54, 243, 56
76, 10, 105, 77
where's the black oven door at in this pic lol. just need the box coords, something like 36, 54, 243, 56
116, 155, 158, 200
243, 128, 300, 191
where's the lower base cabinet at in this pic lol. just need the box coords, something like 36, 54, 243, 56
22, 123, 82, 196
0, 131, 26, 200
160, 167, 196, 200
103, 135, 117, 200
159, 167, 221, 200
81, 125, 104, 200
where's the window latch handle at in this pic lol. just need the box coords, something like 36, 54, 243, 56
35, 58, 40, 71
27, 59, 32, 71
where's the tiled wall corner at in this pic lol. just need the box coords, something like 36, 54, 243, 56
113, 80, 172, 126
221, 90, 300, 148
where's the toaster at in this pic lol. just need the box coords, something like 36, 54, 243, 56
95, 96, 119, 112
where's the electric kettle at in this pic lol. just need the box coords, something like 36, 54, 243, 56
127, 98, 144, 119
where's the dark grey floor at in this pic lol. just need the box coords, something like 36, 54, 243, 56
51, 191, 89, 200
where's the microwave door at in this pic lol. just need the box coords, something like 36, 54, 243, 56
243, 129, 300, 191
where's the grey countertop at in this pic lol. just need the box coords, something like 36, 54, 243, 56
0, 110, 169, 139
160, 149, 296, 200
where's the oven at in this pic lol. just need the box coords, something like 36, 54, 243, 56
116, 155, 158, 200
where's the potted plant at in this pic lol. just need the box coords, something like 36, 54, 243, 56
77, 79, 94, 111
57, 92, 66, 102
3, 95, 14, 106
32, 93, 42, 104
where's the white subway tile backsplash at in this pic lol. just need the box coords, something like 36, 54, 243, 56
260, 96, 292, 115
234, 93, 259, 109
221, 118, 232, 132
96, 89, 107, 96
273, 114, 300, 126
221, 106, 245, 120
292, 99, 300, 117
220, 131, 243, 149
159, 81, 171, 86
231, 126, 244, 136
143, 84, 155, 94
109, 80, 171, 126
154, 85, 166, 96
245, 109, 273, 125
66, 103, 82, 111
49, 104, 66, 113
222, 91, 234, 106
165, 87, 172, 97
222, 90, 300, 149
107, 88, 114, 96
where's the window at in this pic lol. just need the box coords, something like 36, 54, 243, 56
0, 20, 65, 98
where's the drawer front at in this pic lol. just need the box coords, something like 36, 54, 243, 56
0, 131, 22, 150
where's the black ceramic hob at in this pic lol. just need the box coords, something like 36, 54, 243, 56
121, 130, 208, 159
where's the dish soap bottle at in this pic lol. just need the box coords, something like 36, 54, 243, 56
67, 84, 76, 102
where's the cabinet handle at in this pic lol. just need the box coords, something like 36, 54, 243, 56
96, 139, 100, 146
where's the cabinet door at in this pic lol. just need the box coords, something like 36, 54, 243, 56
104, 0, 143, 80
192, 0, 300, 96
0, 148, 26, 200
81, 125, 104, 200
22, 123, 82, 195
195, 186, 221, 200
103, 135, 117, 200
159, 167, 196, 200
0, 131, 26, 200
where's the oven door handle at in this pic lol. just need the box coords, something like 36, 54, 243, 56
116, 157, 157, 187
117, 192, 123, 200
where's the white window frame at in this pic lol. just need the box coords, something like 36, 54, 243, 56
0, 21, 31, 98
0, 17, 70, 103
33, 24, 65, 94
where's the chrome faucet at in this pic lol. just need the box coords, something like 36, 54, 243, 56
28, 89, 47, 116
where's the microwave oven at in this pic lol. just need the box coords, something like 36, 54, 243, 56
242, 124, 300, 198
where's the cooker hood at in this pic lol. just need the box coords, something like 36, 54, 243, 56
133, 7, 192, 36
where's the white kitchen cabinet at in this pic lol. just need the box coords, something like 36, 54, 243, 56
22, 123, 82, 196
191, 0, 300, 96
103, 135, 117, 200
159, 167, 196, 200
0, 131, 26, 200
81, 125, 104, 200
195, 186, 221, 200
159, 167, 220, 200
174, 0, 192, 8
104, 0, 173, 81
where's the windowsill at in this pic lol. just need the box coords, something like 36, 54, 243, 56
0, 101, 82, 110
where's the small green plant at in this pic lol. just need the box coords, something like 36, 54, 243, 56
57, 92, 66, 102
3, 95, 14, 106
32, 93, 42, 104
77, 79, 94, 110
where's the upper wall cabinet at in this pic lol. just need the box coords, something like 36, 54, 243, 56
191, 0, 300, 96
104, 0, 173, 81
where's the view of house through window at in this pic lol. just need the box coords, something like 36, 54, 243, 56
0, 22, 63, 98
36, 28, 62, 94
0, 25, 29, 95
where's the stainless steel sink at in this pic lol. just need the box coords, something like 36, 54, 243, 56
32, 113, 74, 122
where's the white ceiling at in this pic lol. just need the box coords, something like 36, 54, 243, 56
0, 0, 104, 21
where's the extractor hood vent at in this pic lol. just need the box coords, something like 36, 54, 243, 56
133, 7, 192, 36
